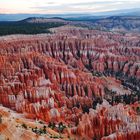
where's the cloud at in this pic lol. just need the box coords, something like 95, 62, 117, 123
0, 0, 140, 14
32, 0, 140, 14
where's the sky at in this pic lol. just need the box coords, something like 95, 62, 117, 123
0, 0, 140, 14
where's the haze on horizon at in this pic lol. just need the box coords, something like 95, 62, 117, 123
0, 0, 140, 14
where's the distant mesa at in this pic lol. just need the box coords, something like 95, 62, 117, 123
21, 17, 69, 24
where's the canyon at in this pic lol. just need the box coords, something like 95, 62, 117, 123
0, 26, 140, 140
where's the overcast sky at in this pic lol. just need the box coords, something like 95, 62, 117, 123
0, 0, 140, 14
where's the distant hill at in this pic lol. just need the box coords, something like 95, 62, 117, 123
0, 15, 140, 36
87, 16, 140, 32
0, 18, 65, 36
22, 17, 69, 24
0, 8, 140, 21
